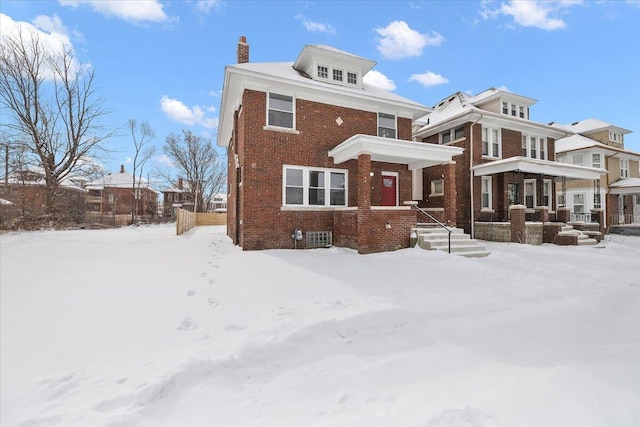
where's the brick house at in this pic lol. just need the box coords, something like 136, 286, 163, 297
554, 119, 640, 226
85, 165, 159, 224
161, 178, 194, 218
413, 89, 605, 239
217, 37, 462, 253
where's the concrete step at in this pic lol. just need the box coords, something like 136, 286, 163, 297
416, 232, 471, 241
420, 238, 480, 250
454, 250, 491, 258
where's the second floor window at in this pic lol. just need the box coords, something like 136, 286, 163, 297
521, 135, 547, 160
592, 153, 601, 169
378, 113, 397, 139
621, 159, 629, 178
268, 93, 294, 129
482, 126, 501, 158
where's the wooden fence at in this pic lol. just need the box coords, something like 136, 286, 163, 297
176, 208, 227, 235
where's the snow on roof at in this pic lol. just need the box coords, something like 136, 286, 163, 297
86, 169, 158, 192
555, 134, 640, 159
0, 198, 14, 205
564, 118, 631, 135
467, 87, 537, 106
610, 177, 640, 188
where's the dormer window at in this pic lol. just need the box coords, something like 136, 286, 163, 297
317, 65, 328, 79
501, 100, 528, 119
378, 113, 396, 139
333, 69, 343, 82
347, 72, 357, 85
609, 131, 622, 143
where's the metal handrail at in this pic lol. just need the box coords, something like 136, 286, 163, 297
412, 205, 452, 254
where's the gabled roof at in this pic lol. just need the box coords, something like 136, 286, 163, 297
86, 169, 159, 193
563, 118, 631, 135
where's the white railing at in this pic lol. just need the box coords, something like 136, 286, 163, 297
609, 214, 640, 225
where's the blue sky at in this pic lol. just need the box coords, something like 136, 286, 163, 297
2, 0, 639, 179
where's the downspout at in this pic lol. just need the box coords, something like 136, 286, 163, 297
469, 114, 483, 238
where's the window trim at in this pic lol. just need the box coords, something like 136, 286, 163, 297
524, 178, 536, 209
481, 126, 502, 159
282, 165, 348, 208
317, 64, 329, 79
620, 158, 630, 178
543, 179, 552, 209
592, 153, 601, 169
378, 112, 397, 139
481, 176, 492, 210
521, 134, 547, 160
332, 68, 343, 82
266, 91, 295, 130
430, 179, 444, 196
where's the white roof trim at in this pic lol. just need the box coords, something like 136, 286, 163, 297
329, 135, 464, 170
609, 178, 640, 194
472, 157, 606, 180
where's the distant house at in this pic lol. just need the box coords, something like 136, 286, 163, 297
208, 193, 227, 212
0, 166, 86, 227
555, 119, 640, 226
161, 178, 194, 218
412, 89, 605, 238
218, 37, 462, 253
85, 165, 159, 224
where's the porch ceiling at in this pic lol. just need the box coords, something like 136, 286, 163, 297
328, 134, 464, 170
471, 156, 606, 180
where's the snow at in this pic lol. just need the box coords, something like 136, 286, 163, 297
1, 224, 639, 426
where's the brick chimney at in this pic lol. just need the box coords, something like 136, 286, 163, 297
237, 36, 249, 64
178, 178, 183, 189
120, 165, 125, 173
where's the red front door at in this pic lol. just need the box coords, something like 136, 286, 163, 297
381, 174, 397, 206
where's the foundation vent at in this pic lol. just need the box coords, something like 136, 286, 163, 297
306, 231, 333, 248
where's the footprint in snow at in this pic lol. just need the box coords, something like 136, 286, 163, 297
208, 279, 216, 286
201, 272, 208, 278
177, 317, 198, 331
224, 324, 247, 331
187, 289, 197, 297
208, 298, 219, 308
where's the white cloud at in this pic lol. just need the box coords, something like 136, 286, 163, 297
481, 0, 584, 30
409, 71, 449, 88
374, 21, 444, 60
196, 0, 220, 14
160, 96, 218, 129
124, 157, 132, 164
294, 15, 336, 35
59, 0, 173, 24
208, 89, 222, 98
0, 13, 85, 80
153, 154, 174, 168
363, 70, 396, 91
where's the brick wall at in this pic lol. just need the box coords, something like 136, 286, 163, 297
357, 208, 416, 254
234, 89, 415, 250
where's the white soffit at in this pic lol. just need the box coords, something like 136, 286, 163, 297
472, 157, 606, 180
329, 135, 464, 170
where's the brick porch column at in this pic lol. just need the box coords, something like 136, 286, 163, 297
357, 153, 372, 253
590, 208, 605, 235
443, 161, 457, 226
534, 206, 550, 223
557, 207, 571, 223
510, 204, 526, 243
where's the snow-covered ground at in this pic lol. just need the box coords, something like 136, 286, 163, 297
1, 224, 639, 427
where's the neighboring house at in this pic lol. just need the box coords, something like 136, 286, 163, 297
162, 178, 194, 218
209, 193, 227, 212
0, 166, 86, 226
217, 37, 462, 253
412, 88, 605, 237
85, 165, 159, 224
555, 119, 640, 225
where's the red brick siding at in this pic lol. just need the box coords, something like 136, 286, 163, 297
357, 209, 416, 254
333, 210, 358, 249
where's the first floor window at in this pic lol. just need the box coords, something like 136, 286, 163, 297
283, 166, 347, 207
573, 193, 585, 214
268, 92, 294, 129
543, 180, 552, 208
431, 179, 444, 196
594, 192, 602, 209
524, 179, 536, 209
481, 177, 492, 209
508, 183, 519, 205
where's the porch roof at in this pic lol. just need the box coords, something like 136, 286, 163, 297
471, 156, 606, 180
609, 178, 640, 194
328, 134, 464, 170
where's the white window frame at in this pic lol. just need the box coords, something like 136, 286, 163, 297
267, 92, 295, 130
592, 153, 601, 169
521, 134, 547, 160
620, 158, 630, 178
572, 154, 585, 166
317, 65, 328, 79
482, 126, 501, 159
501, 100, 528, 119
524, 179, 536, 209
332, 68, 343, 82
481, 176, 492, 210
543, 180, 552, 209
282, 165, 348, 208
430, 179, 444, 196
347, 71, 357, 85
378, 112, 397, 139
573, 193, 586, 214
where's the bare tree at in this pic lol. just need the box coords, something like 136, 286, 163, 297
127, 119, 156, 223
0, 27, 113, 218
163, 130, 225, 213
